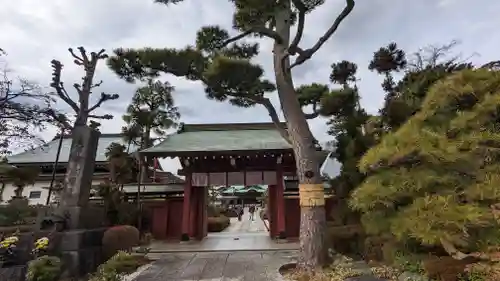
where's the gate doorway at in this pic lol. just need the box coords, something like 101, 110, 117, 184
140, 122, 333, 246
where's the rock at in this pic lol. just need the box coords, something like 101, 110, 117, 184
351, 261, 373, 275
398, 271, 428, 281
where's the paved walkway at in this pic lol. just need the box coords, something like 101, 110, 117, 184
149, 207, 297, 253
135, 250, 297, 281
223, 207, 268, 233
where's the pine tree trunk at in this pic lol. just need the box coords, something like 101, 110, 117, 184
0, 182, 4, 202
273, 2, 327, 270
140, 128, 151, 183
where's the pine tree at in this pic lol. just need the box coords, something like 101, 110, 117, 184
122, 79, 180, 182
325, 60, 372, 208
350, 69, 500, 261
0, 165, 39, 199
107, 0, 356, 268
105, 142, 137, 186
369, 41, 473, 133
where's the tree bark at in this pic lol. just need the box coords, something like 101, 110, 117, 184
0, 182, 4, 202
140, 127, 151, 183
273, 1, 327, 270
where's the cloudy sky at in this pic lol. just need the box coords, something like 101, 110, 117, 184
1, 0, 499, 173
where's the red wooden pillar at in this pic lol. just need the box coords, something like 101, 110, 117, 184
268, 184, 277, 238
181, 172, 192, 241
188, 187, 197, 237
276, 168, 286, 239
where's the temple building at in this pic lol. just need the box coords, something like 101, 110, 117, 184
1, 133, 184, 205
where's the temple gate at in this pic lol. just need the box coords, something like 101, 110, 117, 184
141, 122, 334, 241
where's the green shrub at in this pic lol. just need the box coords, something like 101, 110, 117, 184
89, 251, 149, 281
207, 216, 230, 232
0, 198, 42, 226
207, 205, 224, 217
26, 255, 61, 281
102, 225, 140, 259
350, 69, 500, 258
222, 208, 238, 218
326, 224, 365, 258
101, 251, 148, 275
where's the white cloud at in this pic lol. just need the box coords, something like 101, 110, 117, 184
1, 0, 499, 173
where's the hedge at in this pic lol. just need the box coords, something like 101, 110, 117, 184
207, 216, 230, 232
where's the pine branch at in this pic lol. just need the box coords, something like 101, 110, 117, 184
290, 0, 355, 69
221, 27, 283, 47
248, 95, 291, 144
304, 103, 320, 119
289, 0, 307, 55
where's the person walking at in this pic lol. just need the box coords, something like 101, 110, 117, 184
237, 205, 243, 221
248, 205, 256, 221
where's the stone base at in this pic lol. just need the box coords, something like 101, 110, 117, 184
0, 265, 27, 281
59, 205, 106, 230
55, 228, 108, 277
37, 205, 106, 231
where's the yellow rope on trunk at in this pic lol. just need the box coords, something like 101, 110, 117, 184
299, 184, 325, 207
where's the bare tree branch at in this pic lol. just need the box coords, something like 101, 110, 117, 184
52, 47, 115, 127
68, 48, 84, 65
222, 27, 283, 47
87, 93, 119, 113
88, 114, 113, 119
290, 0, 355, 69
50, 60, 80, 113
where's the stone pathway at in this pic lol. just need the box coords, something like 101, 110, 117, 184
135, 250, 297, 281
149, 207, 297, 254
223, 207, 268, 233
149, 232, 298, 254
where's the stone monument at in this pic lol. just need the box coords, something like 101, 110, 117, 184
39, 125, 107, 277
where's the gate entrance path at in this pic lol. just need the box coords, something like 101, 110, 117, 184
134, 250, 297, 281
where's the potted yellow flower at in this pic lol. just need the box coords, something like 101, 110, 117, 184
0, 235, 20, 266
31, 237, 50, 258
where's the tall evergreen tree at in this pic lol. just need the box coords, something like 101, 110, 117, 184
122, 79, 180, 182
369, 41, 473, 133
326, 61, 371, 201
108, 0, 356, 268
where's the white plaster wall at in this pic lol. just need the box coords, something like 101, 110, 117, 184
1, 180, 103, 205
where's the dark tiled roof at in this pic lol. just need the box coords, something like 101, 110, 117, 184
141, 122, 292, 155
7, 133, 140, 164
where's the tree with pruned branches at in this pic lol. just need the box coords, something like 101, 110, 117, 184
50, 47, 119, 129
49, 47, 120, 209
107, 0, 355, 269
